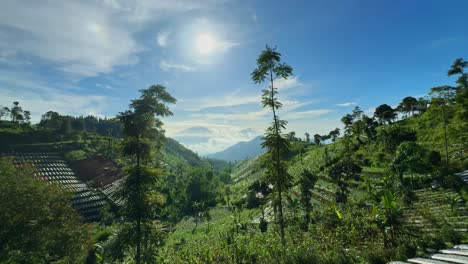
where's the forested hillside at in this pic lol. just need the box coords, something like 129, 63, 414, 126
0, 48, 467, 264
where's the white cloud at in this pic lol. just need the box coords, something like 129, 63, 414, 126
191, 109, 269, 122
105, 0, 227, 24
0, 70, 107, 123
364, 107, 376, 116
284, 109, 334, 120
167, 121, 261, 155
0, 0, 225, 77
157, 30, 170, 47
181, 92, 260, 111
336, 102, 357, 107
275, 75, 303, 90
0, 1, 141, 77
217, 40, 240, 52
159, 60, 196, 72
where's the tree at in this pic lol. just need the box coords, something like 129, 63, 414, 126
391, 142, 430, 185
23, 110, 31, 124
378, 126, 417, 153
341, 114, 354, 135
0, 158, 90, 263
288, 131, 296, 141
60, 117, 72, 134
10, 101, 24, 123
447, 57, 468, 100
397, 96, 418, 117
298, 169, 317, 230
328, 160, 362, 203
251, 45, 293, 247
352, 120, 365, 144
352, 106, 363, 120
430, 86, 456, 168
40, 111, 61, 130
374, 104, 396, 124
328, 128, 340, 143
313, 134, 322, 145
71, 118, 85, 131
304, 132, 310, 142
361, 115, 377, 140
116, 85, 176, 264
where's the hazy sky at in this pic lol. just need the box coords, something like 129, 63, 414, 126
0, 0, 467, 154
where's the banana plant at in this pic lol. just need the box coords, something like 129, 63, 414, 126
372, 191, 402, 248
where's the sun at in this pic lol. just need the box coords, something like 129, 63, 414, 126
195, 33, 217, 55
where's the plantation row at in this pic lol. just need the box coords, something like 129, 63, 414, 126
2, 152, 111, 221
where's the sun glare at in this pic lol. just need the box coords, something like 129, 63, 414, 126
195, 33, 217, 55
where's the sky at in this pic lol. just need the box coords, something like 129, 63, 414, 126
0, 0, 467, 155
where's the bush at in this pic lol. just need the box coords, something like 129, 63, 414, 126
0, 158, 91, 263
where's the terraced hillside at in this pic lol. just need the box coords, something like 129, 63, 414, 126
227, 142, 467, 241
391, 244, 468, 264
402, 188, 467, 238
2, 152, 110, 221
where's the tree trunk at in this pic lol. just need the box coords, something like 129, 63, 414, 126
270, 70, 286, 248
136, 138, 142, 264
442, 106, 449, 169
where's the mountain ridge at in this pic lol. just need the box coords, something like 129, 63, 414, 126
205, 136, 264, 162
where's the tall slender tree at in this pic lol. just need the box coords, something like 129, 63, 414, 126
430, 86, 455, 169
447, 58, 468, 100
117, 85, 176, 264
251, 45, 293, 247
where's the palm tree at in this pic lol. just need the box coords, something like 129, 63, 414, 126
448, 58, 468, 99
251, 45, 293, 247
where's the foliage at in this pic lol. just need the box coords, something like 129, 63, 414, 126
372, 191, 404, 248
0, 158, 91, 263
252, 45, 293, 247
378, 125, 417, 154
298, 168, 317, 230
328, 160, 362, 203
391, 142, 431, 184
115, 84, 176, 264
40, 111, 123, 138
374, 104, 396, 124
397, 96, 418, 118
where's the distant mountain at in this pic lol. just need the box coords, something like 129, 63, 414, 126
206, 136, 264, 162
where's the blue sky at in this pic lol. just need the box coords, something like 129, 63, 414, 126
0, 0, 467, 155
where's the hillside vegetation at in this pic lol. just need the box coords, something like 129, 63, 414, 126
157, 56, 468, 263
0, 52, 467, 264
